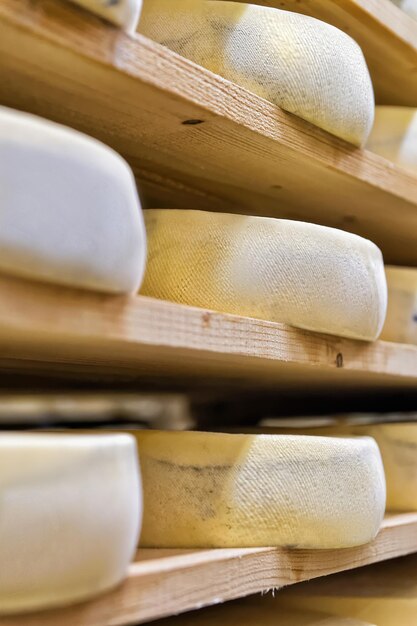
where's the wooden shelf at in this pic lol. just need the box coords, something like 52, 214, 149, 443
0, 273, 416, 391
2, 513, 416, 625
239, 0, 417, 106
1, 0, 417, 265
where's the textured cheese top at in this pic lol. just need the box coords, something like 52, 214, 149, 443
0, 433, 141, 614
135, 430, 386, 549
68, 0, 143, 31
381, 265, 417, 345
367, 106, 417, 174
141, 209, 387, 341
0, 107, 146, 293
138, 0, 375, 145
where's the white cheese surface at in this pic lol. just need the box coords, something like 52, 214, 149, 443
0, 433, 142, 614
141, 209, 387, 341
138, 0, 375, 145
0, 107, 146, 293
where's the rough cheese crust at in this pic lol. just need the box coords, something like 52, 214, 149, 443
135, 430, 386, 548
277, 553, 417, 626
381, 266, 417, 345
141, 209, 387, 341
366, 106, 417, 174
0, 107, 146, 294
258, 420, 417, 512
0, 433, 141, 614
138, 0, 375, 145
68, 0, 143, 32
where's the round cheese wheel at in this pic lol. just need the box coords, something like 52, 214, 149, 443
391, 0, 417, 19
69, 0, 143, 32
0, 106, 146, 294
135, 430, 386, 548
256, 420, 417, 512
138, 0, 375, 145
277, 553, 417, 626
141, 209, 387, 341
0, 433, 141, 614
366, 106, 417, 174
381, 266, 417, 344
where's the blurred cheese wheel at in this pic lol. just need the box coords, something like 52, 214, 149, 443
381, 266, 417, 345
138, 0, 374, 145
0, 433, 141, 614
367, 106, 417, 174
141, 209, 387, 341
391, 0, 417, 19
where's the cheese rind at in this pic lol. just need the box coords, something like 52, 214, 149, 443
138, 0, 375, 145
135, 430, 386, 548
381, 266, 417, 344
366, 106, 417, 174
141, 209, 387, 341
0, 433, 142, 614
68, 0, 143, 32
0, 107, 146, 294
255, 420, 417, 512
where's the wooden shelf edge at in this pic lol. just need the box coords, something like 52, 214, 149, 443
3, 513, 416, 625
1, 0, 417, 264
0, 274, 415, 391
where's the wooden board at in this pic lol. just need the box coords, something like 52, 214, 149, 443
1, 1, 417, 266
2, 513, 416, 626
0, 273, 416, 391
237, 0, 417, 106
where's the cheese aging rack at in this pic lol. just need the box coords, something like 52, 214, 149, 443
0, 0, 417, 624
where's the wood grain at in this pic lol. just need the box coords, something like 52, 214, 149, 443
0, 273, 415, 391
1, 0, 417, 264
1, 513, 416, 625
236, 0, 417, 106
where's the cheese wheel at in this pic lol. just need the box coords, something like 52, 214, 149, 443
68, 0, 142, 31
366, 107, 417, 174
138, 0, 375, 145
255, 420, 417, 511
151, 597, 374, 626
0, 106, 146, 294
277, 553, 417, 626
0, 433, 141, 614
135, 430, 386, 548
391, 0, 417, 19
381, 266, 417, 344
141, 209, 387, 341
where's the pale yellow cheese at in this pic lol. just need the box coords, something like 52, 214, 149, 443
134, 430, 386, 549
138, 0, 374, 145
381, 266, 417, 345
141, 209, 387, 341
277, 553, 417, 626
0, 433, 141, 614
367, 106, 417, 174
253, 420, 417, 512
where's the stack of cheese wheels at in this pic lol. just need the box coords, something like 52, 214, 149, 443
381, 266, 417, 344
150, 597, 374, 626
391, 0, 417, 19
0, 433, 141, 614
277, 553, 417, 626
68, 0, 143, 31
138, 0, 375, 145
253, 418, 417, 511
0, 106, 146, 294
141, 209, 388, 341
133, 430, 386, 548
367, 106, 417, 174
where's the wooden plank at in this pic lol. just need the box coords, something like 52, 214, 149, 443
1, 1, 417, 266
236, 0, 417, 107
1, 513, 416, 625
0, 273, 416, 391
